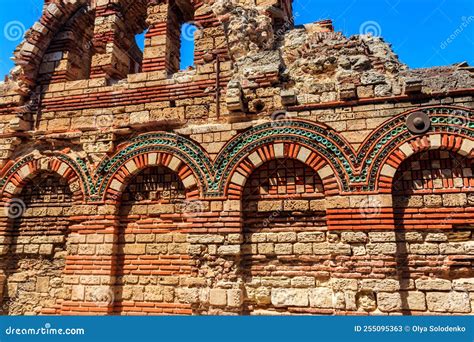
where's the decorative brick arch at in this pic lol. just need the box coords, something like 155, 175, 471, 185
353, 106, 473, 191
10, 0, 90, 93
214, 120, 352, 196
96, 132, 210, 201
377, 133, 474, 192
0, 155, 85, 202
225, 141, 340, 198
105, 152, 201, 202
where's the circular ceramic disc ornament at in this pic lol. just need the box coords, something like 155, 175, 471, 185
406, 111, 431, 134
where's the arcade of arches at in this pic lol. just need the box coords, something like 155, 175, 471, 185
0, 0, 473, 315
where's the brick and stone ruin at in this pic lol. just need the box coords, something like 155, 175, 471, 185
0, 0, 472, 315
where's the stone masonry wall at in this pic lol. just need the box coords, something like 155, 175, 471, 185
0, 0, 472, 315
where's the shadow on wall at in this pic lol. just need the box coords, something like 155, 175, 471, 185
1, 173, 73, 315
393, 150, 474, 315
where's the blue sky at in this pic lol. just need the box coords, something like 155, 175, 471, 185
0, 0, 473, 79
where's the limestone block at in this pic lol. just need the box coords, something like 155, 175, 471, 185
402, 291, 427, 311
39, 244, 54, 255
258, 243, 274, 255
402, 232, 425, 242
291, 277, 316, 288
274, 243, 292, 255
227, 289, 243, 307
217, 245, 240, 255
293, 243, 313, 255
368, 232, 396, 242
249, 233, 266, 243
144, 286, 163, 301
261, 278, 291, 287
361, 279, 400, 292
255, 287, 271, 305
155, 234, 174, 243
309, 199, 326, 211
176, 288, 200, 304
271, 288, 309, 307
377, 292, 402, 312
442, 193, 467, 207
341, 232, 368, 243
71, 285, 85, 301
309, 288, 334, 308
168, 243, 189, 254
366, 243, 397, 255
426, 292, 471, 313
257, 200, 282, 212
439, 243, 465, 254
410, 243, 439, 255
313, 242, 334, 254
210, 289, 227, 306
425, 233, 448, 242
352, 245, 366, 255
224, 200, 242, 211
423, 195, 443, 207
330, 278, 358, 291
453, 279, 474, 292
415, 279, 452, 291
36, 277, 50, 293
297, 232, 325, 242
283, 200, 309, 211
277, 232, 297, 243
123, 244, 146, 255
333, 244, 352, 255
356, 291, 377, 312
146, 244, 168, 254
188, 235, 225, 244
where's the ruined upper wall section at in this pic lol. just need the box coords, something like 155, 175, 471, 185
0, 0, 473, 133
279, 26, 474, 104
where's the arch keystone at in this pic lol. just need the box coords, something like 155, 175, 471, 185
148, 153, 158, 165
429, 134, 442, 149
273, 143, 285, 158
39, 158, 50, 170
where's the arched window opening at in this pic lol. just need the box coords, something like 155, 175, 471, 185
38, 6, 95, 84
129, 31, 146, 75
180, 23, 198, 70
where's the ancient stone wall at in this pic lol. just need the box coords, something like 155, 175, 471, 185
0, 0, 472, 315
